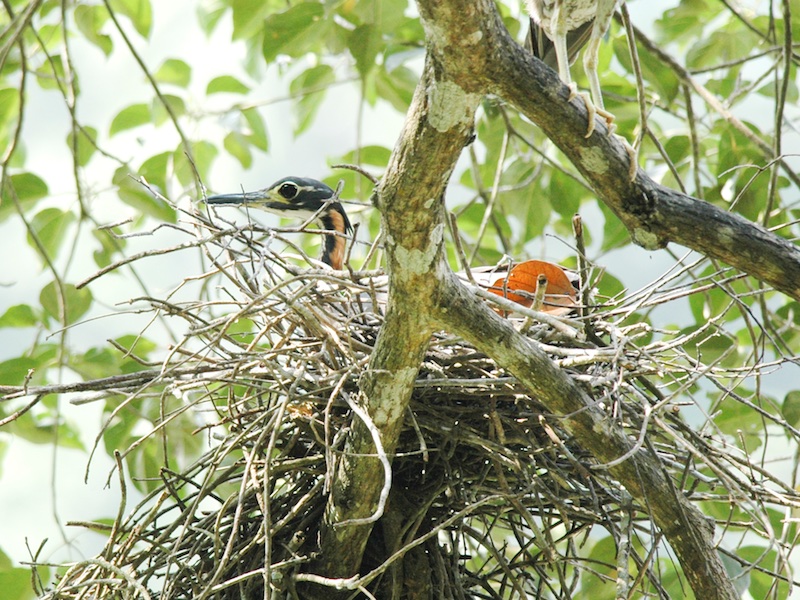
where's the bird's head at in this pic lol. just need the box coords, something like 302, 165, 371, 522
206, 176, 352, 270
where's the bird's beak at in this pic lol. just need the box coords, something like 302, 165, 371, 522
205, 189, 274, 208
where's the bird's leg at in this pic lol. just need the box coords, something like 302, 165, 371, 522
582, 37, 614, 138
622, 135, 639, 181
551, 1, 579, 101
581, 0, 618, 138
590, 0, 637, 179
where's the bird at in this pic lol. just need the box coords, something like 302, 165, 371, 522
205, 176, 352, 271
525, 0, 619, 138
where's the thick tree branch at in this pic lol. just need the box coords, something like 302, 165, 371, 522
410, 2, 739, 597
308, 54, 478, 588
480, 10, 800, 300
433, 271, 736, 600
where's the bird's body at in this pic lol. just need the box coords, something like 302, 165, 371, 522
525, 0, 619, 137
527, 0, 598, 35
205, 176, 352, 270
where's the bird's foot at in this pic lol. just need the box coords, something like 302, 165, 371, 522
598, 107, 616, 136
580, 92, 616, 138
615, 134, 639, 181
566, 82, 579, 102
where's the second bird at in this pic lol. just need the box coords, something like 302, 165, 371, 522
525, 0, 619, 136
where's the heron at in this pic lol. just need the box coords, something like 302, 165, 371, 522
525, 0, 620, 138
205, 176, 352, 271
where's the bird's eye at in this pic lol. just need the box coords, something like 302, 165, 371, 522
278, 182, 299, 199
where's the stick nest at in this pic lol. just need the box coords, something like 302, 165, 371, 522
40, 207, 800, 599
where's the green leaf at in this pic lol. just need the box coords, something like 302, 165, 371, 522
73, 335, 157, 378
242, 107, 268, 151
654, 0, 710, 44
262, 2, 326, 63
782, 391, 800, 430
598, 201, 629, 251
74, 4, 113, 56
688, 279, 728, 323
686, 26, 756, 71
113, 166, 177, 222
173, 141, 217, 186
505, 176, 551, 247
72, 346, 119, 381
756, 78, 799, 103
39, 281, 93, 325
110, 103, 151, 136
66, 126, 98, 167
225, 318, 256, 344
683, 324, 736, 364
349, 24, 380, 79
548, 170, 583, 220
716, 123, 761, 178
92, 226, 123, 269
32, 23, 64, 54
138, 151, 170, 194
289, 64, 335, 135
336, 144, 391, 168
0, 304, 38, 328
626, 39, 679, 104
197, 1, 227, 35
0, 172, 48, 222
155, 58, 191, 87
739, 545, 789, 599
102, 394, 143, 457
35, 55, 71, 92
663, 135, 691, 171
27, 208, 76, 260
231, 0, 282, 40
223, 131, 252, 168
115, 333, 157, 358
582, 537, 617, 600
0, 87, 20, 129
375, 65, 418, 112
206, 75, 250, 95
11, 396, 84, 450
593, 269, 625, 307
151, 94, 186, 127
0, 546, 36, 600
338, 0, 407, 32
108, 0, 152, 38
128, 436, 165, 493
0, 357, 38, 386
713, 392, 763, 450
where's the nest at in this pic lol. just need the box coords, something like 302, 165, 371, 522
39, 205, 800, 599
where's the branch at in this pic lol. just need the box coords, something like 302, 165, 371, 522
306, 55, 477, 589
408, 0, 740, 597
488, 6, 800, 300
434, 271, 735, 599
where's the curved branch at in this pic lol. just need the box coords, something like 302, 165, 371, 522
433, 271, 735, 599
307, 54, 477, 589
